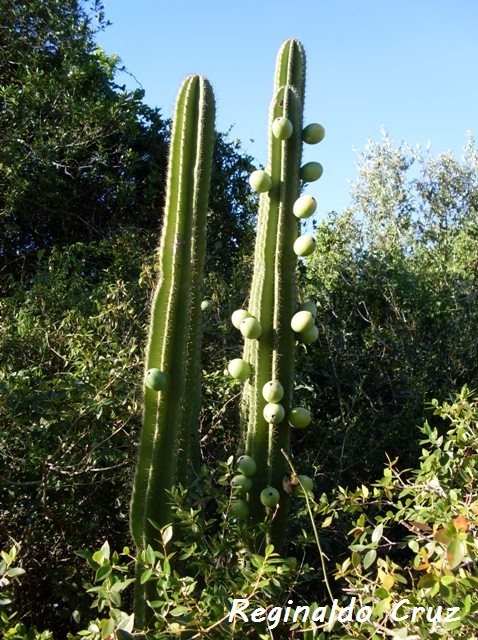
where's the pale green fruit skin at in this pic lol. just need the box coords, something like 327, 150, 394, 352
240, 316, 262, 339
231, 309, 251, 329
298, 324, 319, 344
249, 169, 272, 193
236, 455, 257, 477
292, 195, 317, 219
272, 116, 293, 140
228, 358, 251, 381
302, 123, 325, 144
290, 310, 314, 333
262, 380, 284, 403
260, 486, 280, 508
288, 407, 312, 429
145, 368, 167, 392
201, 300, 212, 312
231, 474, 253, 492
294, 475, 314, 496
263, 402, 285, 424
299, 300, 318, 318
293, 235, 316, 257
300, 161, 323, 182
230, 499, 250, 520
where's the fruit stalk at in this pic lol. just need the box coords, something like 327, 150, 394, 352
130, 74, 215, 626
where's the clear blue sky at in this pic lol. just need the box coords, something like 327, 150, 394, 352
96, 0, 478, 219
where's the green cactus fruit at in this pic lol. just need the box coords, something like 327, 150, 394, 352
293, 235, 316, 257
231, 474, 253, 492
290, 310, 314, 333
292, 195, 317, 219
249, 169, 272, 193
294, 475, 314, 496
228, 358, 252, 380
263, 402, 285, 424
145, 368, 167, 392
262, 380, 285, 403
260, 486, 280, 508
298, 324, 319, 344
272, 116, 293, 140
236, 455, 257, 477
230, 499, 250, 520
288, 407, 311, 429
231, 309, 251, 329
299, 300, 317, 318
240, 316, 262, 339
300, 161, 323, 182
302, 123, 325, 144
201, 300, 213, 312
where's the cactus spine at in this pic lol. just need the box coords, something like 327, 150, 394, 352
236, 39, 321, 549
130, 75, 215, 625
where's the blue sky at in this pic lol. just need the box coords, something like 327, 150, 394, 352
96, 0, 478, 219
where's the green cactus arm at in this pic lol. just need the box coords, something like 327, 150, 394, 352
130, 75, 215, 551
242, 84, 303, 543
274, 38, 306, 100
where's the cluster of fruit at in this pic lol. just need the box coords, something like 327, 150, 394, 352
249, 118, 324, 260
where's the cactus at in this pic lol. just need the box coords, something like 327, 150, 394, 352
234, 39, 323, 549
130, 74, 215, 626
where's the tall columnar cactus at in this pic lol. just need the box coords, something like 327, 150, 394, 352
229, 39, 324, 549
130, 75, 215, 624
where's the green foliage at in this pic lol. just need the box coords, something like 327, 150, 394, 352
301, 133, 478, 488
0, 0, 168, 266
72, 465, 296, 639
300, 387, 478, 639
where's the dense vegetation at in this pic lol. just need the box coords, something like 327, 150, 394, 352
2, 2, 478, 638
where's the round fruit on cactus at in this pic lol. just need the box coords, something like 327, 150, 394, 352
298, 324, 319, 344
290, 310, 314, 333
293, 235, 316, 257
292, 195, 317, 219
299, 300, 318, 318
201, 300, 213, 312
231, 474, 253, 492
145, 368, 167, 392
260, 486, 280, 508
236, 455, 257, 477
228, 358, 251, 381
263, 402, 285, 424
294, 475, 314, 496
288, 407, 311, 429
300, 161, 323, 182
231, 309, 251, 329
249, 169, 272, 193
302, 123, 325, 144
272, 116, 293, 140
262, 380, 284, 403
240, 316, 262, 339
230, 499, 249, 520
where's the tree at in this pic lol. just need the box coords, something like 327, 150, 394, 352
0, 0, 169, 269
300, 133, 478, 488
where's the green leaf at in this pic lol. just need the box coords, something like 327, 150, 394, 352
5, 567, 26, 578
162, 525, 173, 545
447, 538, 466, 569
363, 549, 377, 569
371, 523, 383, 544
